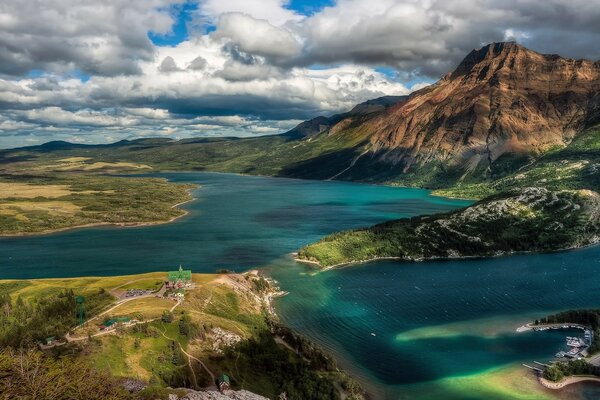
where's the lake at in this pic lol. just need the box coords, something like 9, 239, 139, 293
2, 172, 599, 399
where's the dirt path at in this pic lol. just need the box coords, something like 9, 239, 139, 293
160, 324, 216, 388
328, 149, 370, 180
66, 299, 181, 342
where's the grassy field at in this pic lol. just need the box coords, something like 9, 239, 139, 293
0, 174, 196, 235
0, 272, 168, 301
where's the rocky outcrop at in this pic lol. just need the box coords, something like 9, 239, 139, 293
316, 42, 600, 179
170, 390, 269, 400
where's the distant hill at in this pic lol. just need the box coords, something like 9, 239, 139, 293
283, 95, 407, 139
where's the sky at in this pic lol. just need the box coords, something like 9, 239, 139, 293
1, 0, 600, 148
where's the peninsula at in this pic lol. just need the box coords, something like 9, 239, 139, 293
297, 187, 600, 268
0, 270, 363, 400
0, 158, 196, 236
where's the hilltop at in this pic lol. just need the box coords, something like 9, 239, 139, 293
0, 271, 363, 399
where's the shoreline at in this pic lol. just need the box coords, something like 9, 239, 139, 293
0, 188, 197, 238
293, 239, 600, 271
539, 375, 600, 389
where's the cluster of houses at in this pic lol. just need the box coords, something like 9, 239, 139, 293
555, 330, 593, 359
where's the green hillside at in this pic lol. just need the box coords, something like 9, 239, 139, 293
298, 187, 600, 267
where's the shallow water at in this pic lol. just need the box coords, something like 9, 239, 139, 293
2, 172, 599, 399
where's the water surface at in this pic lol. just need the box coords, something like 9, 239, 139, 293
2, 172, 599, 399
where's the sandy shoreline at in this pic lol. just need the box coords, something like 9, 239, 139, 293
0, 188, 197, 238
539, 375, 600, 389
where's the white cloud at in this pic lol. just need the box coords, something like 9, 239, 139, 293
213, 13, 302, 60
198, 0, 302, 26
0, 0, 181, 76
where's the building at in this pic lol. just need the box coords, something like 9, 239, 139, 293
167, 265, 192, 289
99, 317, 131, 331
218, 374, 230, 392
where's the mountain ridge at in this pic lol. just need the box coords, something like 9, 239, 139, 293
314, 41, 600, 180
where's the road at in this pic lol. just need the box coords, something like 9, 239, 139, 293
66, 298, 180, 342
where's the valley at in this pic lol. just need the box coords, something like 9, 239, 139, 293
1, 41, 600, 400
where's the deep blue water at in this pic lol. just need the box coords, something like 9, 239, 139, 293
2, 172, 599, 399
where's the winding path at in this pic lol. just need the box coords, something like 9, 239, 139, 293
160, 324, 216, 388
66, 299, 180, 342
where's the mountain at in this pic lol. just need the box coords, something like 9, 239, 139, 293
283, 95, 406, 139
297, 187, 600, 267
291, 42, 600, 182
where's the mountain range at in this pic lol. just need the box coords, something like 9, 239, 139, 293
2, 42, 600, 198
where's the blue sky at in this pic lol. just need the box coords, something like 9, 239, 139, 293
149, 0, 336, 47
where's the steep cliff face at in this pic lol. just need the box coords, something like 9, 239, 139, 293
323, 42, 600, 179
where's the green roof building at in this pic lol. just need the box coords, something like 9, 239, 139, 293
168, 265, 192, 283
218, 374, 230, 391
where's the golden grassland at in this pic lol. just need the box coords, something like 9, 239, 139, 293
0, 174, 196, 235
0, 272, 168, 301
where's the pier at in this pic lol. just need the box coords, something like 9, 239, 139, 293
533, 361, 551, 368
522, 364, 544, 373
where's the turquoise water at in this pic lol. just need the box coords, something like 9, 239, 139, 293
2, 172, 600, 399
0, 172, 468, 279
268, 251, 600, 398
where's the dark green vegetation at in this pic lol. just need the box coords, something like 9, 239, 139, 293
535, 310, 600, 354
298, 188, 600, 267
543, 360, 600, 382
0, 173, 195, 235
0, 287, 112, 347
206, 320, 363, 400
434, 126, 600, 199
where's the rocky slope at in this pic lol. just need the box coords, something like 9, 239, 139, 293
311, 42, 600, 182
297, 187, 600, 267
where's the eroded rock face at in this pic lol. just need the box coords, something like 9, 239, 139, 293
329, 42, 600, 177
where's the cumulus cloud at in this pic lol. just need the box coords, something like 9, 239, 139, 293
188, 56, 208, 70
1, 0, 600, 148
213, 13, 302, 61
0, 0, 180, 77
159, 56, 182, 73
199, 0, 302, 26
325, 0, 600, 75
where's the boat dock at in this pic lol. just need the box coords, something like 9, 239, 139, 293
534, 361, 551, 368
522, 363, 544, 373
